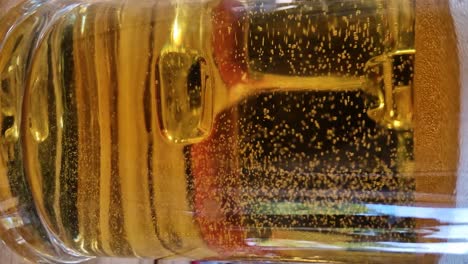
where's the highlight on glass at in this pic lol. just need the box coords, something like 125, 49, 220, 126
0, 0, 467, 263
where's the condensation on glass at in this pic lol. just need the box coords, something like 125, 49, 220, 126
0, 0, 466, 263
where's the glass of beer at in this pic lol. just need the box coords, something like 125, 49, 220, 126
0, 0, 467, 263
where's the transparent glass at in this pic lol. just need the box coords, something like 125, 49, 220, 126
0, 0, 467, 263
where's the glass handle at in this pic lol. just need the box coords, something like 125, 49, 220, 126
363, 49, 415, 130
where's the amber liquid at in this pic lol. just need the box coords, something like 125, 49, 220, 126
0, 0, 420, 261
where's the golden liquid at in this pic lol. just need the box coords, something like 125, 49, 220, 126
0, 0, 430, 262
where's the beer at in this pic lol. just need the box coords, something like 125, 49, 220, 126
0, 0, 464, 263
